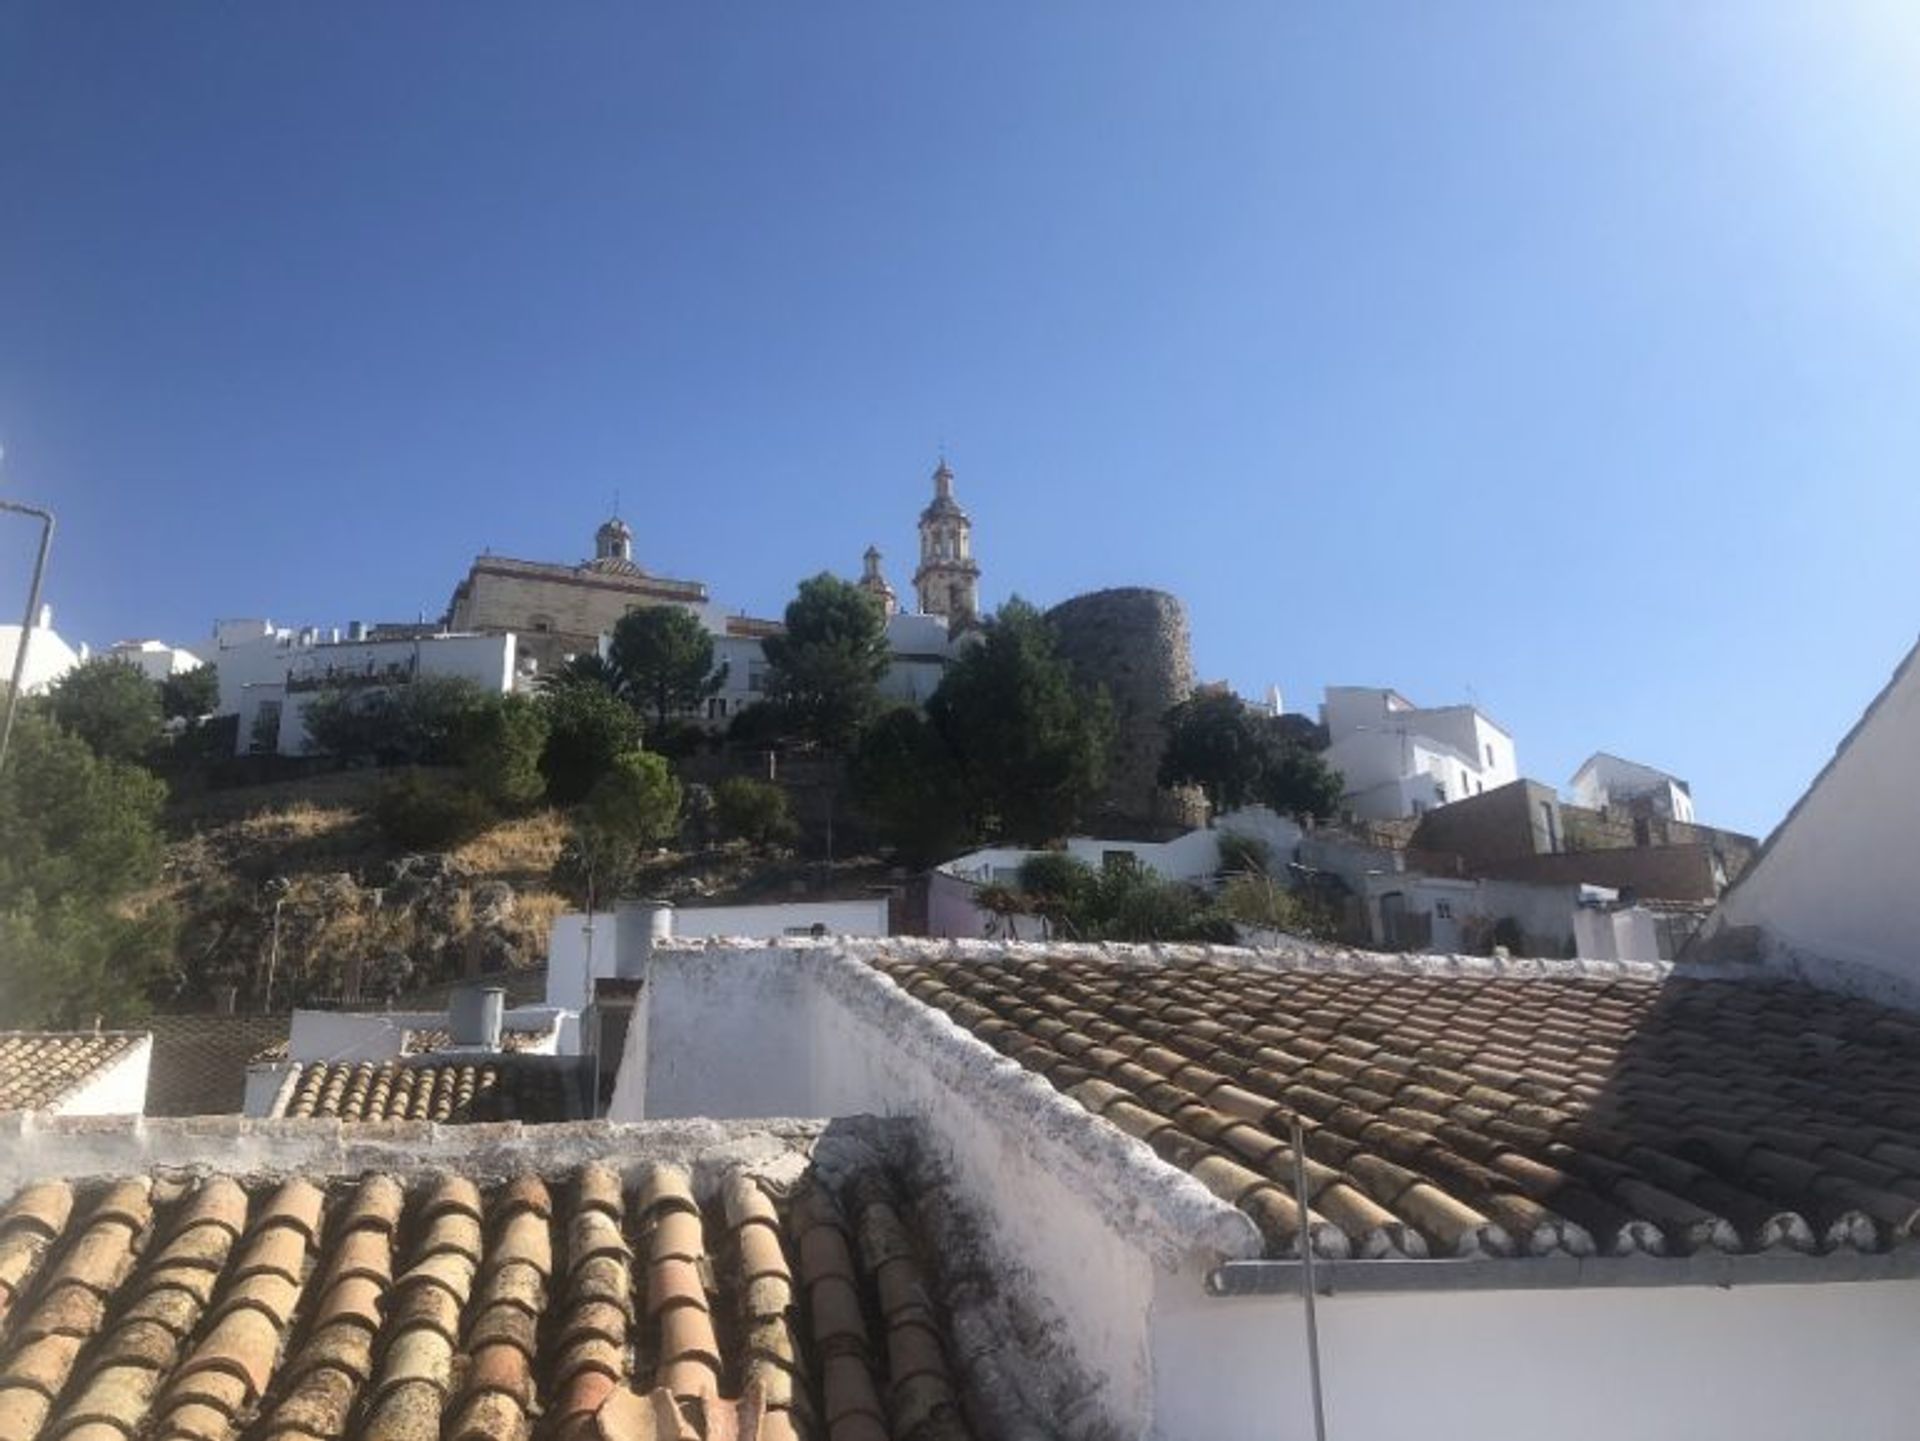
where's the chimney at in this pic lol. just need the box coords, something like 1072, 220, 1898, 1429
348, 620, 368, 642
36, 603, 51, 630
614, 901, 674, 979
448, 984, 505, 1050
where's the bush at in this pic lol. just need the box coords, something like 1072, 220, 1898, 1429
0, 710, 173, 1026
48, 657, 163, 762
304, 676, 492, 767
1217, 873, 1340, 941
539, 684, 645, 804
713, 776, 799, 852
999, 852, 1232, 943
1215, 831, 1273, 878
849, 707, 975, 866
374, 771, 497, 850
456, 694, 549, 811
560, 752, 684, 907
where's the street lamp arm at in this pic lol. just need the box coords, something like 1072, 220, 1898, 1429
0, 498, 55, 777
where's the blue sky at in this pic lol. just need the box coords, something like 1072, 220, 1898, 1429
3, 3, 1918, 837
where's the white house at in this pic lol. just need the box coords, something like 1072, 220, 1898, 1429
1320, 685, 1518, 819
638, 602, 961, 727
0, 604, 84, 695
1570, 751, 1696, 823
0, 1031, 152, 1115
211, 619, 517, 755
1701, 634, 1920, 1008
929, 807, 1308, 939
605, 935, 1920, 1439
103, 637, 203, 682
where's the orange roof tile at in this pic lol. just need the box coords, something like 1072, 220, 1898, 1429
880, 953, 1920, 1261
0, 1033, 145, 1113
0, 1156, 974, 1441
272, 1059, 587, 1124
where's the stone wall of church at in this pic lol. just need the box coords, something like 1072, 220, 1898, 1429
1046, 587, 1206, 838
450, 568, 703, 673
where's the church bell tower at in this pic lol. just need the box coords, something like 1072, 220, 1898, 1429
913, 459, 980, 622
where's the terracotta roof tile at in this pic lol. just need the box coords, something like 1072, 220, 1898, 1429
272, 1060, 586, 1124
0, 1155, 975, 1441
880, 953, 1920, 1263
0, 1034, 145, 1114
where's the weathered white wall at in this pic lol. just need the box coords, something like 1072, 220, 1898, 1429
1321, 687, 1516, 818
104, 639, 202, 681
1149, 1271, 1920, 1441
0, 617, 82, 696
1713, 639, 1920, 1007
671, 898, 889, 940
50, 1036, 152, 1116
218, 629, 516, 754
283, 1005, 570, 1063
620, 942, 1260, 1432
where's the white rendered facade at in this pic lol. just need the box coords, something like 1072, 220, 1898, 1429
1570, 751, 1697, 823
1321, 685, 1518, 819
0, 605, 84, 695
1707, 637, 1920, 1008
212, 621, 517, 755
609, 938, 1920, 1440
104, 638, 204, 682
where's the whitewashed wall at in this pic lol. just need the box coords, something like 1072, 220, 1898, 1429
1151, 1273, 1920, 1441
220, 630, 516, 754
619, 944, 1259, 1430
1713, 639, 1920, 1007
0, 618, 82, 695
613, 941, 1920, 1439
51, 1037, 152, 1116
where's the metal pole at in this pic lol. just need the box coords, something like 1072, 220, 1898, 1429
1291, 1115, 1330, 1441
0, 499, 55, 777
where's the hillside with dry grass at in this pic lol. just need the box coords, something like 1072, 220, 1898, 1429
153, 769, 902, 1012
158, 770, 571, 1010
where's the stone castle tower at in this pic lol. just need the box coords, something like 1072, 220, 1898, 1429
913, 460, 980, 622
1047, 587, 1207, 836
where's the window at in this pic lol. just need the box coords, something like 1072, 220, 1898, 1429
1435, 900, 1454, 920
1485, 743, 1495, 766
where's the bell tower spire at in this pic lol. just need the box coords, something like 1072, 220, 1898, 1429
913, 457, 980, 621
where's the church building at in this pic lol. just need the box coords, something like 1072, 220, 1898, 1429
442, 516, 714, 674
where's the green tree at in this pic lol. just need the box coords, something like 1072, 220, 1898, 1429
456, 693, 550, 811
608, 606, 727, 730
983, 851, 1234, 944
760, 573, 890, 751
848, 707, 975, 865
373, 770, 497, 850
48, 657, 163, 762
303, 675, 491, 767
0, 711, 173, 1025
1159, 690, 1269, 816
1159, 691, 1343, 823
712, 776, 799, 852
539, 683, 645, 805
159, 662, 219, 722
1255, 733, 1343, 822
567, 751, 683, 907
925, 598, 1113, 845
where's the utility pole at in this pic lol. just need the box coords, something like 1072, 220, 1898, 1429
0, 496, 55, 778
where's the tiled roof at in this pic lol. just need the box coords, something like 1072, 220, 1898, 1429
401, 1022, 555, 1056
881, 954, 1920, 1261
272, 1059, 587, 1124
144, 1017, 291, 1117
0, 1032, 144, 1113
0, 1157, 974, 1441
